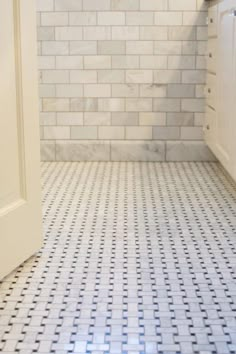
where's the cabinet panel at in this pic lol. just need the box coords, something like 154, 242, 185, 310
206, 73, 217, 110
207, 38, 217, 73
208, 5, 218, 37
216, 0, 235, 176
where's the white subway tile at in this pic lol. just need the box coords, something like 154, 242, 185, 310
126, 126, 152, 139
84, 112, 111, 126
98, 126, 125, 139
55, 0, 82, 11
42, 41, 69, 55
98, 98, 125, 112
126, 98, 152, 112
56, 56, 83, 69
56, 84, 83, 97
84, 27, 111, 40
84, 56, 111, 69
70, 70, 97, 83
41, 13, 68, 26
98, 12, 125, 26
154, 12, 182, 26
126, 12, 154, 25
44, 126, 70, 139
111, 0, 139, 11
57, 112, 84, 125
112, 56, 139, 69
126, 41, 153, 55
169, 0, 196, 11
140, 0, 168, 10
55, 27, 83, 40
140, 26, 168, 40
98, 70, 125, 83
71, 126, 98, 139
83, 0, 110, 10
70, 41, 97, 55
139, 112, 166, 126
112, 84, 139, 97
112, 27, 139, 40
84, 84, 111, 97
98, 41, 125, 55
69, 12, 97, 26
126, 70, 153, 84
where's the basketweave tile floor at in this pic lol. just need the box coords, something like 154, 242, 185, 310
1, 162, 236, 354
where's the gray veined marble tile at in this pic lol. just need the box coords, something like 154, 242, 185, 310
40, 141, 56, 161
166, 141, 217, 161
111, 141, 165, 161
56, 140, 110, 161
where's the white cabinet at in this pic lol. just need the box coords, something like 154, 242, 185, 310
205, 0, 236, 182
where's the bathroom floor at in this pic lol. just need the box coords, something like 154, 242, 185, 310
1, 162, 236, 354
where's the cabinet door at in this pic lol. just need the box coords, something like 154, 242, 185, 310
216, 0, 236, 177
0, 0, 42, 279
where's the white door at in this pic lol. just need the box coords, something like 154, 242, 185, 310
0, 0, 42, 279
216, 0, 235, 175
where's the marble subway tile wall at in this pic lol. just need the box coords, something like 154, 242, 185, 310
37, 0, 215, 161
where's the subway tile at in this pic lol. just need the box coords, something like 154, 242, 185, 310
167, 112, 194, 126
98, 12, 125, 26
168, 56, 195, 70
98, 98, 125, 112
126, 70, 153, 84
126, 126, 152, 140
57, 112, 84, 125
40, 112, 57, 126
168, 0, 196, 11
84, 56, 111, 69
56, 56, 83, 69
112, 56, 139, 69
139, 112, 166, 126
98, 41, 125, 55
55, 0, 82, 11
126, 98, 152, 112
140, 56, 167, 69
140, 26, 168, 40
70, 98, 98, 112
181, 126, 204, 140
70, 41, 97, 55
111, 0, 139, 11
84, 27, 111, 40
69, 12, 97, 26
154, 70, 181, 84
154, 41, 182, 55
181, 98, 205, 112
153, 98, 181, 112
40, 141, 55, 161
83, 0, 111, 11
38, 56, 55, 70
154, 12, 182, 26
71, 126, 98, 139
167, 84, 195, 98
84, 112, 111, 126
43, 98, 70, 112
98, 126, 125, 139
42, 70, 69, 83
42, 41, 69, 55
112, 27, 139, 40
55, 27, 83, 40
41, 12, 68, 26
84, 84, 111, 97
112, 84, 139, 97
153, 126, 180, 140
169, 26, 196, 41
56, 84, 83, 97
37, 0, 54, 12
44, 126, 70, 139
126, 12, 154, 25
140, 84, 167, 98
111, 112, 139, 126
39, 84, 56, 98
182, 70, 206, 84
126, 41, 153, 55
70, 70, 97, 83
98, 70, 125, 83
37, 27, 55, 41
140, 0, 168, 10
